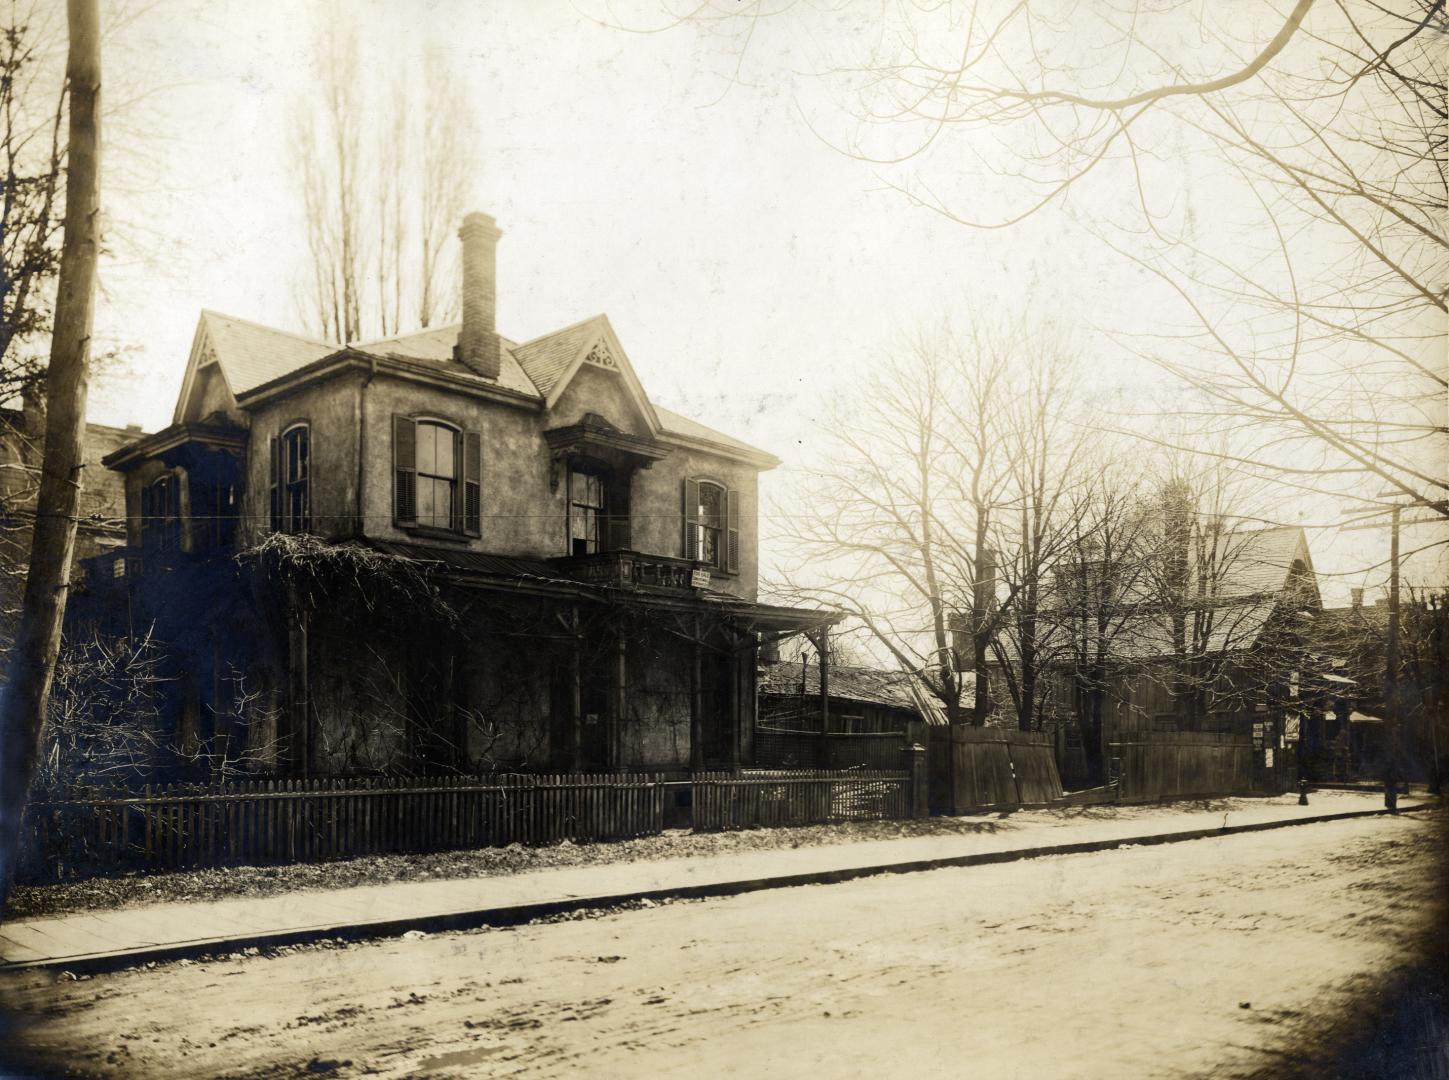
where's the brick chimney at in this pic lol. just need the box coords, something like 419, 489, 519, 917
457, 211, 502, 380
1350, 587, 1363, 610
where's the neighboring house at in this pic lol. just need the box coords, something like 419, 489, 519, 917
1302, 589, 1447, 782
976, 525, 1324, 788
0, 390, 142, 636
70, 211, 834, 780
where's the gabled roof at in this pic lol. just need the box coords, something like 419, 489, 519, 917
992, 526, 1320, 666
511, 315, 602, 399
169, 308, 775, 466
174, 311, 337, 423
1220, 526, 1317, 601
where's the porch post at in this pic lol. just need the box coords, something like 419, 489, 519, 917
569, 604, 583, 772
690, 615, 703, 771
816, 629, 830, 766
285, 586, 310, 777
729, 635, 742, 771
613, 628, 626, 772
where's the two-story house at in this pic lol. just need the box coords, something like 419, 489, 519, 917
75, 212, 835, 779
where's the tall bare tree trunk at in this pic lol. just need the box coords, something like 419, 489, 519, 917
0, 0, 100, 905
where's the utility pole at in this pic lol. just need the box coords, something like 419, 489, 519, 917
1340, 496, 1445, 806
1384, 505, 1400, 812
0, 0, 103, 906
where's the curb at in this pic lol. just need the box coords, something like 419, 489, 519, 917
2, 800, 1435, 975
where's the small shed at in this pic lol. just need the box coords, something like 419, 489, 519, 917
758, 660, 949, 742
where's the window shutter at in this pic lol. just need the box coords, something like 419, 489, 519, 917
725, 487, 740, 574
268, 435, 280, 532
393, 415, 417, 525
608, 477, 631, 552
683, 478, 700, 561
462, 429, 482, 536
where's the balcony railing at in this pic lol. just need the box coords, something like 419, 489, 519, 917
551, 550, 708, 591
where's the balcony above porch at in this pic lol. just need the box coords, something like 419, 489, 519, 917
550, 549, 708, 592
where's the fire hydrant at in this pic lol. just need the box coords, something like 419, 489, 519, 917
1297, 779, 1309, 806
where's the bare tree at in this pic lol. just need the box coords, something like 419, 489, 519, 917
0, 0, 100, 905
292, 22, 476, 342
658, 1, 1446, 524
771, 316, 1049, 726
987, 336, 1096, 731
0, 1, 67, 391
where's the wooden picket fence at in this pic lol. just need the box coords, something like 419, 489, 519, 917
21, 773, 666, 880
691, 769, 911, 831
21, 768, 916, 882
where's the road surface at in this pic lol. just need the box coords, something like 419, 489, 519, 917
2, 811, 1443, 1079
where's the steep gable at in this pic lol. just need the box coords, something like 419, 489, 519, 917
174, 311, 336, 424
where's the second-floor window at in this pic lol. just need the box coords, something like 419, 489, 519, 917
415, 421, 456, 530
570, 469, 605, 556
269, 423, 311, 534
393, 415, 482, 537
684, 478, 739, 573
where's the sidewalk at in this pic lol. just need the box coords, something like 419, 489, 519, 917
0, 789, 1432, 973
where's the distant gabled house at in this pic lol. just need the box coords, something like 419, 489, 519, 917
972, 525, 1325, 789
68, 211, 836, 781
0, 392, 142, 636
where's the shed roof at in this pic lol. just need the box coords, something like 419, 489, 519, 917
759, 662, 958, 724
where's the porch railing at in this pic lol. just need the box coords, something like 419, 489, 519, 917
551, 549, 702, 590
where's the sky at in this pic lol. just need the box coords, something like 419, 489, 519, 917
73, 0, 1447, 607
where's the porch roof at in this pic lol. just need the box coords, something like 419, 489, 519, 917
363, 539, 839, 633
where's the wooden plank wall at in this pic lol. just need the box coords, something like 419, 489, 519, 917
937, 727, 1065, 813
1108, 732, 1260, 802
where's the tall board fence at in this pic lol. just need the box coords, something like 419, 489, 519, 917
929, 727, 1065, 814
21, 768, 916, 882
1108, 731, 1262, 802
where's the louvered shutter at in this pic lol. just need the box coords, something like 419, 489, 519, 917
683, 478, 700, 561
393, 415, 417, 525
607, 477, 631, 552
462, 429, 482, 537
725, 487, 740, 574
268, 436, 280, 532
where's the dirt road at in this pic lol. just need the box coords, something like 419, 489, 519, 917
2, 812, 1443, 1079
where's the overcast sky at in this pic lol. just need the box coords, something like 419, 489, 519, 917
82, 0, 1444, 605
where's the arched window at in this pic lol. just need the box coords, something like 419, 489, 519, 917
414, 420, 457, 530
696, 481, 724, 567
283, 424, 310, 532
270, 423, 311, 533
684, 478, 739, 573
392, 415, 482, 536
142, 472, 181, 551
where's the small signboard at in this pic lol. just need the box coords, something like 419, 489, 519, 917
1264, 748, 1275, 768
690, 569, 711, 589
